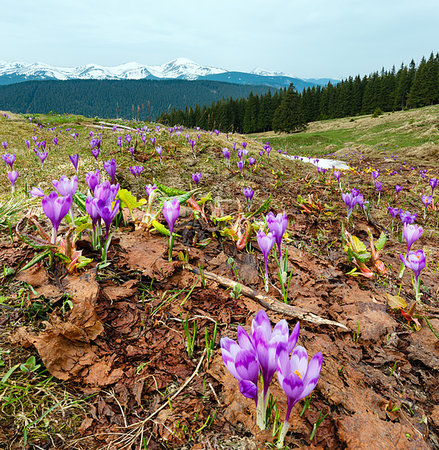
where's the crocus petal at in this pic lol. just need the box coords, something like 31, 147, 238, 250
301, 352, 323, 399
235, 349, 259, 382
238, 380, 258, 400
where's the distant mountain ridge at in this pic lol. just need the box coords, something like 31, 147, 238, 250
0, 58, 338, 90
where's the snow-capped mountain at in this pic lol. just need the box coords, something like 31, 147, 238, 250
0, 58, 226, 84
0, 58, 338, 89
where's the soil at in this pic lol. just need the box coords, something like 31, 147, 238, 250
0, 119, 438, 449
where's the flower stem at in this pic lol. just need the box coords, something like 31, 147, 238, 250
168, 234, 174, 262
256, 389, 267, 430
277, 421, 290, 448
51, 227, 57, 245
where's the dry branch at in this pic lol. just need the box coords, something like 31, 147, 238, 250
190, 267, 349, 331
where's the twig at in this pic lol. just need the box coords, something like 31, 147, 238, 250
190, 267, 349, 331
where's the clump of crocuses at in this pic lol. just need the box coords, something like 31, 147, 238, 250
221, 311, 322, 448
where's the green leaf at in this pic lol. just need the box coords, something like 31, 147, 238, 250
375, 232, 387, 251
156, 182, 187, 196
117, 189, 147, 212
75, 222, 93, 234
351, 235, 367, 253
77, 256, 93, 269
73, 192, 87, 212
355, 251, 371, 264
18, 249, 51, 273
152, 220, 181, 237
199, 192, 213, 206
1, 364, 19, 383
246, 195, 271, 218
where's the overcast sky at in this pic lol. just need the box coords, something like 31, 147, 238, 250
2, 0, 438, 79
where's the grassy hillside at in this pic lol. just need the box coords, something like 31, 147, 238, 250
0, 108, 438, 449
253, 104, 439, 166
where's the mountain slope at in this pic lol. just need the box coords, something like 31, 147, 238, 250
0, 79, 271, 120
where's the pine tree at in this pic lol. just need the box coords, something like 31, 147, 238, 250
272, 85, 306, 132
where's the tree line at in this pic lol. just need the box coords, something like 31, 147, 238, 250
158, 52, 439, 133
0, 79, 270, 120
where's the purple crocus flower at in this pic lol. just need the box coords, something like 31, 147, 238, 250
91, 147, 100, 160
145, 184, 157, 197
248, 157, 256, 168
190, 140, 196, 157
222, 148, 231, 161
53, 137, 58, 147
163, 197, 181, 261
237, 160, 245, 175
333, 170, 341, 181
259, 150, 265, 157
86, 169, 101, 194
163, 197, 180, 236
69, 154, 79, 172
237, 149, 244, 160
388, 206, 400, 220
42, 191, 72, 243
266, 211, 288, 260
243, 187, 254, 209
375, 181, 383, 193
395, 185, 403, 195
37, 151, 48, 167
103, 159, 117, 184
220, 332, 259, 403
388, 206, 400, 232
130, 165, 144, 178
52, 175, 78, 198
421, 194, 433, 219
403, 223, 423, 254
400, 249, 426, 280
421, 194, 433, 209
1, 141, 7, 151
372, 170, 380, 180
400, 210, 417, 225
191, 172, 201, 187
429, 178, 438, 194
242, 142, 247, 149
96, 199, 120, 239
7, 171, 19, 192
150, 137, 156, 147
400, 249, 426, 302
257, 229, 275, 292
29, 187, 45, 198
126, 134, 132, 144
86, 196, 101, 229
1, 153, 15, 170
156, 146, 163, 162
342, 191, 358, 220
25, 140, 30, 150
275, 343, 323, 447
117, 136, 123, 148
94, 181, 119, 207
